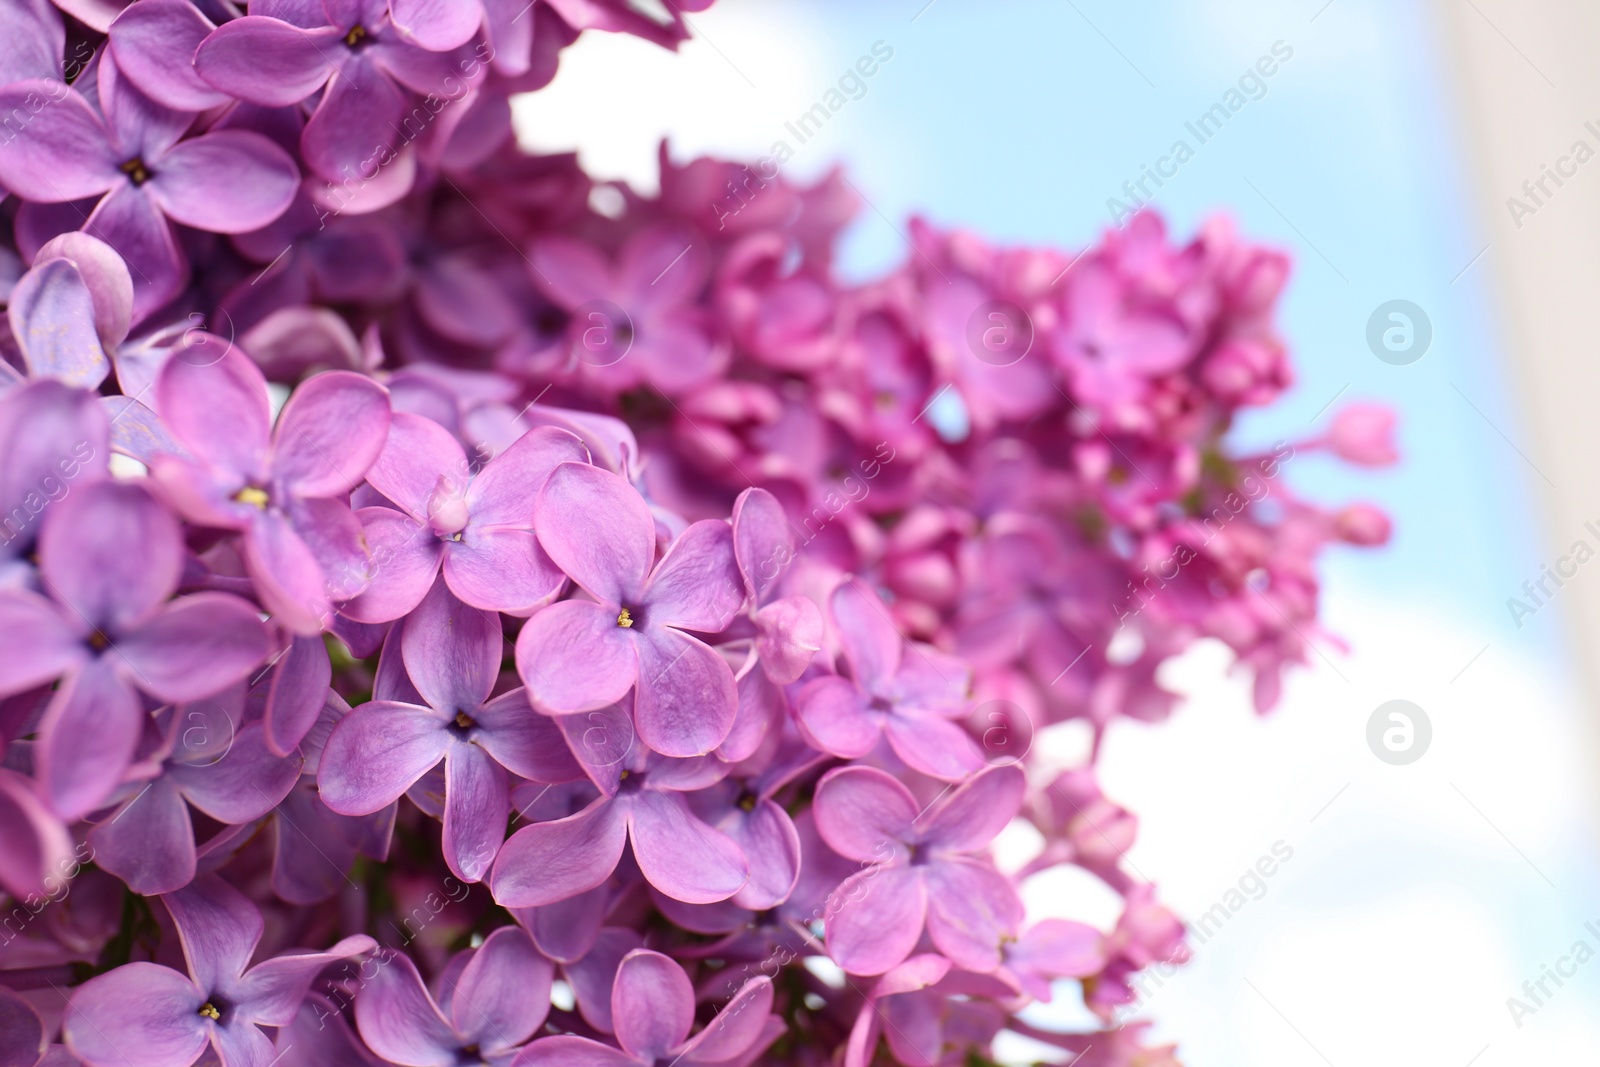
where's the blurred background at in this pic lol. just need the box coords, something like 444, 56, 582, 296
513, 1, 1600, 1062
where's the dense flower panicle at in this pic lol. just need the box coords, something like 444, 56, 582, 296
0, 4, 1396, 1066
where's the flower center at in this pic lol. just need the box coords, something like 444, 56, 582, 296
233, 486, 270, 509
198, 1002, 221, 1021
343, 24, 369, 47
119, 158, 152, 185
737, 791, 758, 812
87, 630, 110, 652
616, 607, 634, 628
907, 842, 931, 866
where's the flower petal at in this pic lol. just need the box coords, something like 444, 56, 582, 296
923, 858, 1023, 973
641, 520, 744, 632
473, 689, 583, 784
89, 776, 196, 895
920, 763, 1025, 853
350, 950, 457, 1067
63, 963, 207, 1067
726, 798, 801, 912
514, 598, 637, 715
532, 462, 654, 604
444, 526, 567, 615
36, 659, 142, 821
389, 0, 481, 51
0, 591, 82, 696
441, 741, 508, 883
339, 507, 440, 624
362, 411, 467, 521
0, 378, 110, 558
0, 81, 118, 201
0, 768, 74, 901
240, 512, 332, 635
194, 17, 337, 107
147, 130, 299, 234
753, 596, 823, 684
115, 593, 271, 703
318, 701, 446, 816
626, 791, 747, 905
812, 766, 916, 862
402, 579, 500, 713
108, 0, 228, 111
83, 181, 187, 323
731, 486, 793, 601
172, 722, 303, 824
467, 425, 588, 527
513, 1036, 637, 1067
633, 628, 735, 758
672, 975, 773, 1065
265, 635, 332, 756
162, 874, 264, 996
155, 347, 271, 482
794, 675, 877, 761
824, 865, 926, 977
8, 258, 111, 389
611, 949, 693, 1060
271, 370, 390, 498
489, 796, 627, 908
299, 54, 405, 182
446, 927, 551, 1050
233, 933, 375, 1026
882, 713, 983, 782
830, 578, 902, 689
39, 479, 181, 634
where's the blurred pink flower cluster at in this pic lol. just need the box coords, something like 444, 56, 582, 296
0, 2, 1395, 1066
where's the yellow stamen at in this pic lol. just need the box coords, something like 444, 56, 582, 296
234, 486, 269, 508
344, 24, 367, 46
454, 711, 474, 729
616, 607, 634, 628
198, 1003, 221, 1021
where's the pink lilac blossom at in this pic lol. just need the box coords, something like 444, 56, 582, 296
0, 4, 1397, 1067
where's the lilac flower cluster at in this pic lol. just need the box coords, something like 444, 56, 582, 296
0, 3, 1395, 1066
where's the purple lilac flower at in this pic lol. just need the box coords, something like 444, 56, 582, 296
343, 414, 587, 621
513, 461, 745, 757
491, 702, 749, 906
0, 378, 109, 582
7, 233, 133, 391
0, 58, 299, 319
195, 0, 481, 185
730, 486, 823, 685
529, 227, 721, 394
63, 875, 374, 1067
269, 691, 396, 904
352, 928, 551, 1067
513, 948, 778, 1067
89, 686, 303, 894
319, 579, 581, 882
149, 347, 391, 635
0, 480, 270, 819
0, 767, 74, 900
796, 577, 982, 780
814, 763, 1025, 976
